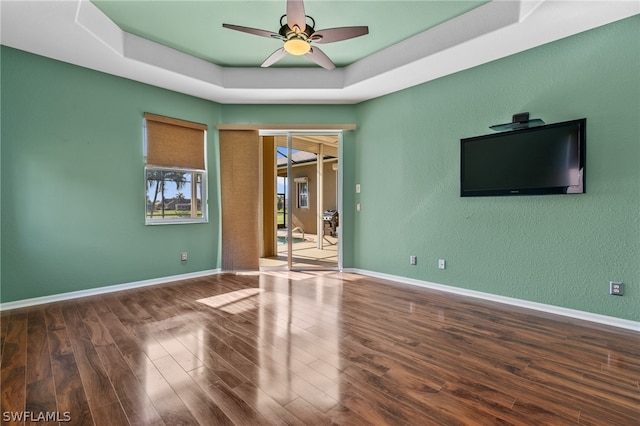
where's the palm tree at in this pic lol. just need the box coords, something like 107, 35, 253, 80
146, 170, 187, 218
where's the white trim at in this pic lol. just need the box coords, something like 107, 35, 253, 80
22, 0, 629, 103
0, 269, 221, 311
4, 267, 636, 332
344, 268, 640, 332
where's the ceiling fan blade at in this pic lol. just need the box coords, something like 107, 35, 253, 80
286, 0, 306, 31
305, 47, 335, 70
311, 26, 369, 44
222, 23, 282, 40
261, 48, 288, 68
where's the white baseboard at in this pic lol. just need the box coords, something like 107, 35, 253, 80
3, 267, 637, 332
344, 268, 640, 332
0, 269, 222, 311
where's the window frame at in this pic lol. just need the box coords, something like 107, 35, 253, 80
297, 181, 309, 209
143, 113, 208, 225
145, 166, 208, 225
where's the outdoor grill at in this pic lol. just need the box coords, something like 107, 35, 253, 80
323, 209, 339, 237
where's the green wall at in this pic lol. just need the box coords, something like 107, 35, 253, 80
1, 46, 222, 302
2, 15, 638, 323
220, 104, 356, 127
353, 15, 640, 321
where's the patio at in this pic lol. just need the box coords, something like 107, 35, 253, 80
260, 230, 338, 270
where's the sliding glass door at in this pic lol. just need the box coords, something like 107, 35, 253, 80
260, 131, 342, 271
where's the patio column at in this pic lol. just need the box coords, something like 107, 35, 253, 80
317, 143, 324, 250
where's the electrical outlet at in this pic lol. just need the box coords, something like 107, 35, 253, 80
609, 281, 623, 296
438, 259, 446, 270
356, 184, 361, 193
410, 256, 417, 266
181, 252, 188, 262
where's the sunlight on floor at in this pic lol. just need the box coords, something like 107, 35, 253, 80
261, 270, 337, 281
197, 288, 264, 314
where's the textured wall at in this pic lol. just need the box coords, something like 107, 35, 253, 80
3, 15, 637, 322
353, 16, 640, 321
1, 46, 222, 302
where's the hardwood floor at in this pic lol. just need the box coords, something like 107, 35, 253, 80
1, 271, 638, 425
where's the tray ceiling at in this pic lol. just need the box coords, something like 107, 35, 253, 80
1, 1, 638, 104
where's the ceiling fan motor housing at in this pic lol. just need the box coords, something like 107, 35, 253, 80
279, 23, 315, 55
279, 24, 314, 40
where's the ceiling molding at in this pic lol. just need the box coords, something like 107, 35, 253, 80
1, 0, 638, 104
216, 124, 356, 131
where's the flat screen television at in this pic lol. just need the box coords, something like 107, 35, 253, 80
460, 118, 586, 197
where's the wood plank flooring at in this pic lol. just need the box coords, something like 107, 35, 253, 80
1, 271, 638, 425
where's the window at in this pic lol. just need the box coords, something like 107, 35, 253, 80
295, 177, 309, 209
145, 169, 205, 221
144, 113, 207, 224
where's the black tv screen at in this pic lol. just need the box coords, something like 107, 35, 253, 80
460, 118, 586, 197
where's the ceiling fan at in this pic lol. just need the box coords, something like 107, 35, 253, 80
222, 0, 369, 70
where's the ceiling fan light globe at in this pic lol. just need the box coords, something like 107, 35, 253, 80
284, 38, 311, 55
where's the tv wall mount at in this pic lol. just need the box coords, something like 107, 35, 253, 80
489, 112, 545, 132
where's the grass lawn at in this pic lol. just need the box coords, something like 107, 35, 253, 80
146, 210, 202, 218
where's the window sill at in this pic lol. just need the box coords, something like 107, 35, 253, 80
145, 218, 208, 226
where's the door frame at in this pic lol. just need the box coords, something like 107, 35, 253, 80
260, 129, 344, 271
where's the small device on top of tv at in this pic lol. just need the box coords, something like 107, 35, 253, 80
460, 118, 586, 197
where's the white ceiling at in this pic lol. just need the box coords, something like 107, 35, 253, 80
1, 1, 638, 104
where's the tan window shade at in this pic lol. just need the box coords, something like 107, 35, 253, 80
145, 113, 207, 170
